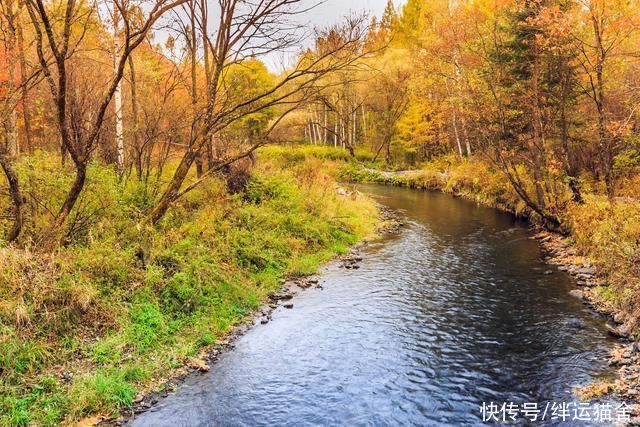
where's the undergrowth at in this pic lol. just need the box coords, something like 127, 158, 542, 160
0, 149, 377, 426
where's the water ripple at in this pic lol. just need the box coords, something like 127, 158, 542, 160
130, 186, 615, 427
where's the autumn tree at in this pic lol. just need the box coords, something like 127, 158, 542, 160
0, 0, 28, 242
147, 4, 370, 224
573, 0, 638, 198
24, 0, 187, 245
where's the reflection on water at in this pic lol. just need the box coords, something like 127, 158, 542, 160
130, 185, 615, 426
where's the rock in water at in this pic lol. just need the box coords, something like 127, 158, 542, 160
607, 324, 632, 339
565, 318, 585, 330
189, 359, 210, 372
569, 289, 584, 300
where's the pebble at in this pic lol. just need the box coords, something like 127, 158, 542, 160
189, 359, 210, 372
569, 290, 584, 300
607, 324, 632, 339
626, 417, 640, 426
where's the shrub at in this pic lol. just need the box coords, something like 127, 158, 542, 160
0, 148, 379, 425
127, 302, 169, 352
68, 369, 136, 418
161, 272, 202, 316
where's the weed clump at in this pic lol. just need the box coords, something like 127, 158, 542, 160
0, 149, 377, 426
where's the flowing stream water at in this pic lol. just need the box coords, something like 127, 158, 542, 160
129, 185, 616, 426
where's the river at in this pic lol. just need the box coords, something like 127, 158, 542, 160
129, 184, 616, 426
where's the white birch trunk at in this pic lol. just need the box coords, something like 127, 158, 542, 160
114, 1, 124, 177
352, 109, 357, 147
361, 105, 367, 142
452, 109, 463, 159
323, 105, 327, 144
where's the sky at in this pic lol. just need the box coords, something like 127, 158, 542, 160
154, 0, 403, 70
265, 0, 402, 70
302, 0, 393, 27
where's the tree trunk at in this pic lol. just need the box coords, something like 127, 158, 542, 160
200, 0, 215, 168
113, 1, 125, 178
498, 155, 561, 230
0, 148, 23, 243
461, 114, 471, 156
16, 4, 33, 153
128, 55, 141, 180
40, 163, 87, 247
323, 105, 327, 144
452, 52, 470, 156
559, 75, 582, 203
591, 11, 614, 199
189, 0, 203, 178
531, 44, 547, 210
361, 105, 367, 143
4, 8, 19, 156
148, 149, 198, 224
310, 108, 318, 144
452, 109, 463, 159
352, 109, 356, 148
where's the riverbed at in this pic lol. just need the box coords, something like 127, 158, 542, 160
128, 185, 616, 426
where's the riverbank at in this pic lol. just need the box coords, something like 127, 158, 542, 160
0, 153, 379, 426
533, 229, 640, 407
333, 152, 640, 406
122, 180, 622, 426
108, 204, 402, 426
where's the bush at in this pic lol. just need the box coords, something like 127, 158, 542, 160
161, 272, 202, 316
127, 301, 171, 353
570, 198, 640, 312
0, 148, 379, 425
336, 163, 385, 183
68, 369, 136, 418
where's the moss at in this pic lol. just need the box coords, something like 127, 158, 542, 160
594, 286, 616, 304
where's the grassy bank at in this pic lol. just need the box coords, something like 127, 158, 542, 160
0, 150, 378, 426
335, 152, 640, 335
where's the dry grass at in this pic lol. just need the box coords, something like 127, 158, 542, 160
0, 150, 379, 426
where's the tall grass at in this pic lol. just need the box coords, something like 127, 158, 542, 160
0, 149, 377, 426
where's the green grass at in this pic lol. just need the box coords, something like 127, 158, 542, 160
0, 149, 378, 426
2, 143, 637, 424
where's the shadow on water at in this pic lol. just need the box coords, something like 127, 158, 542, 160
129, 185, 616, 426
